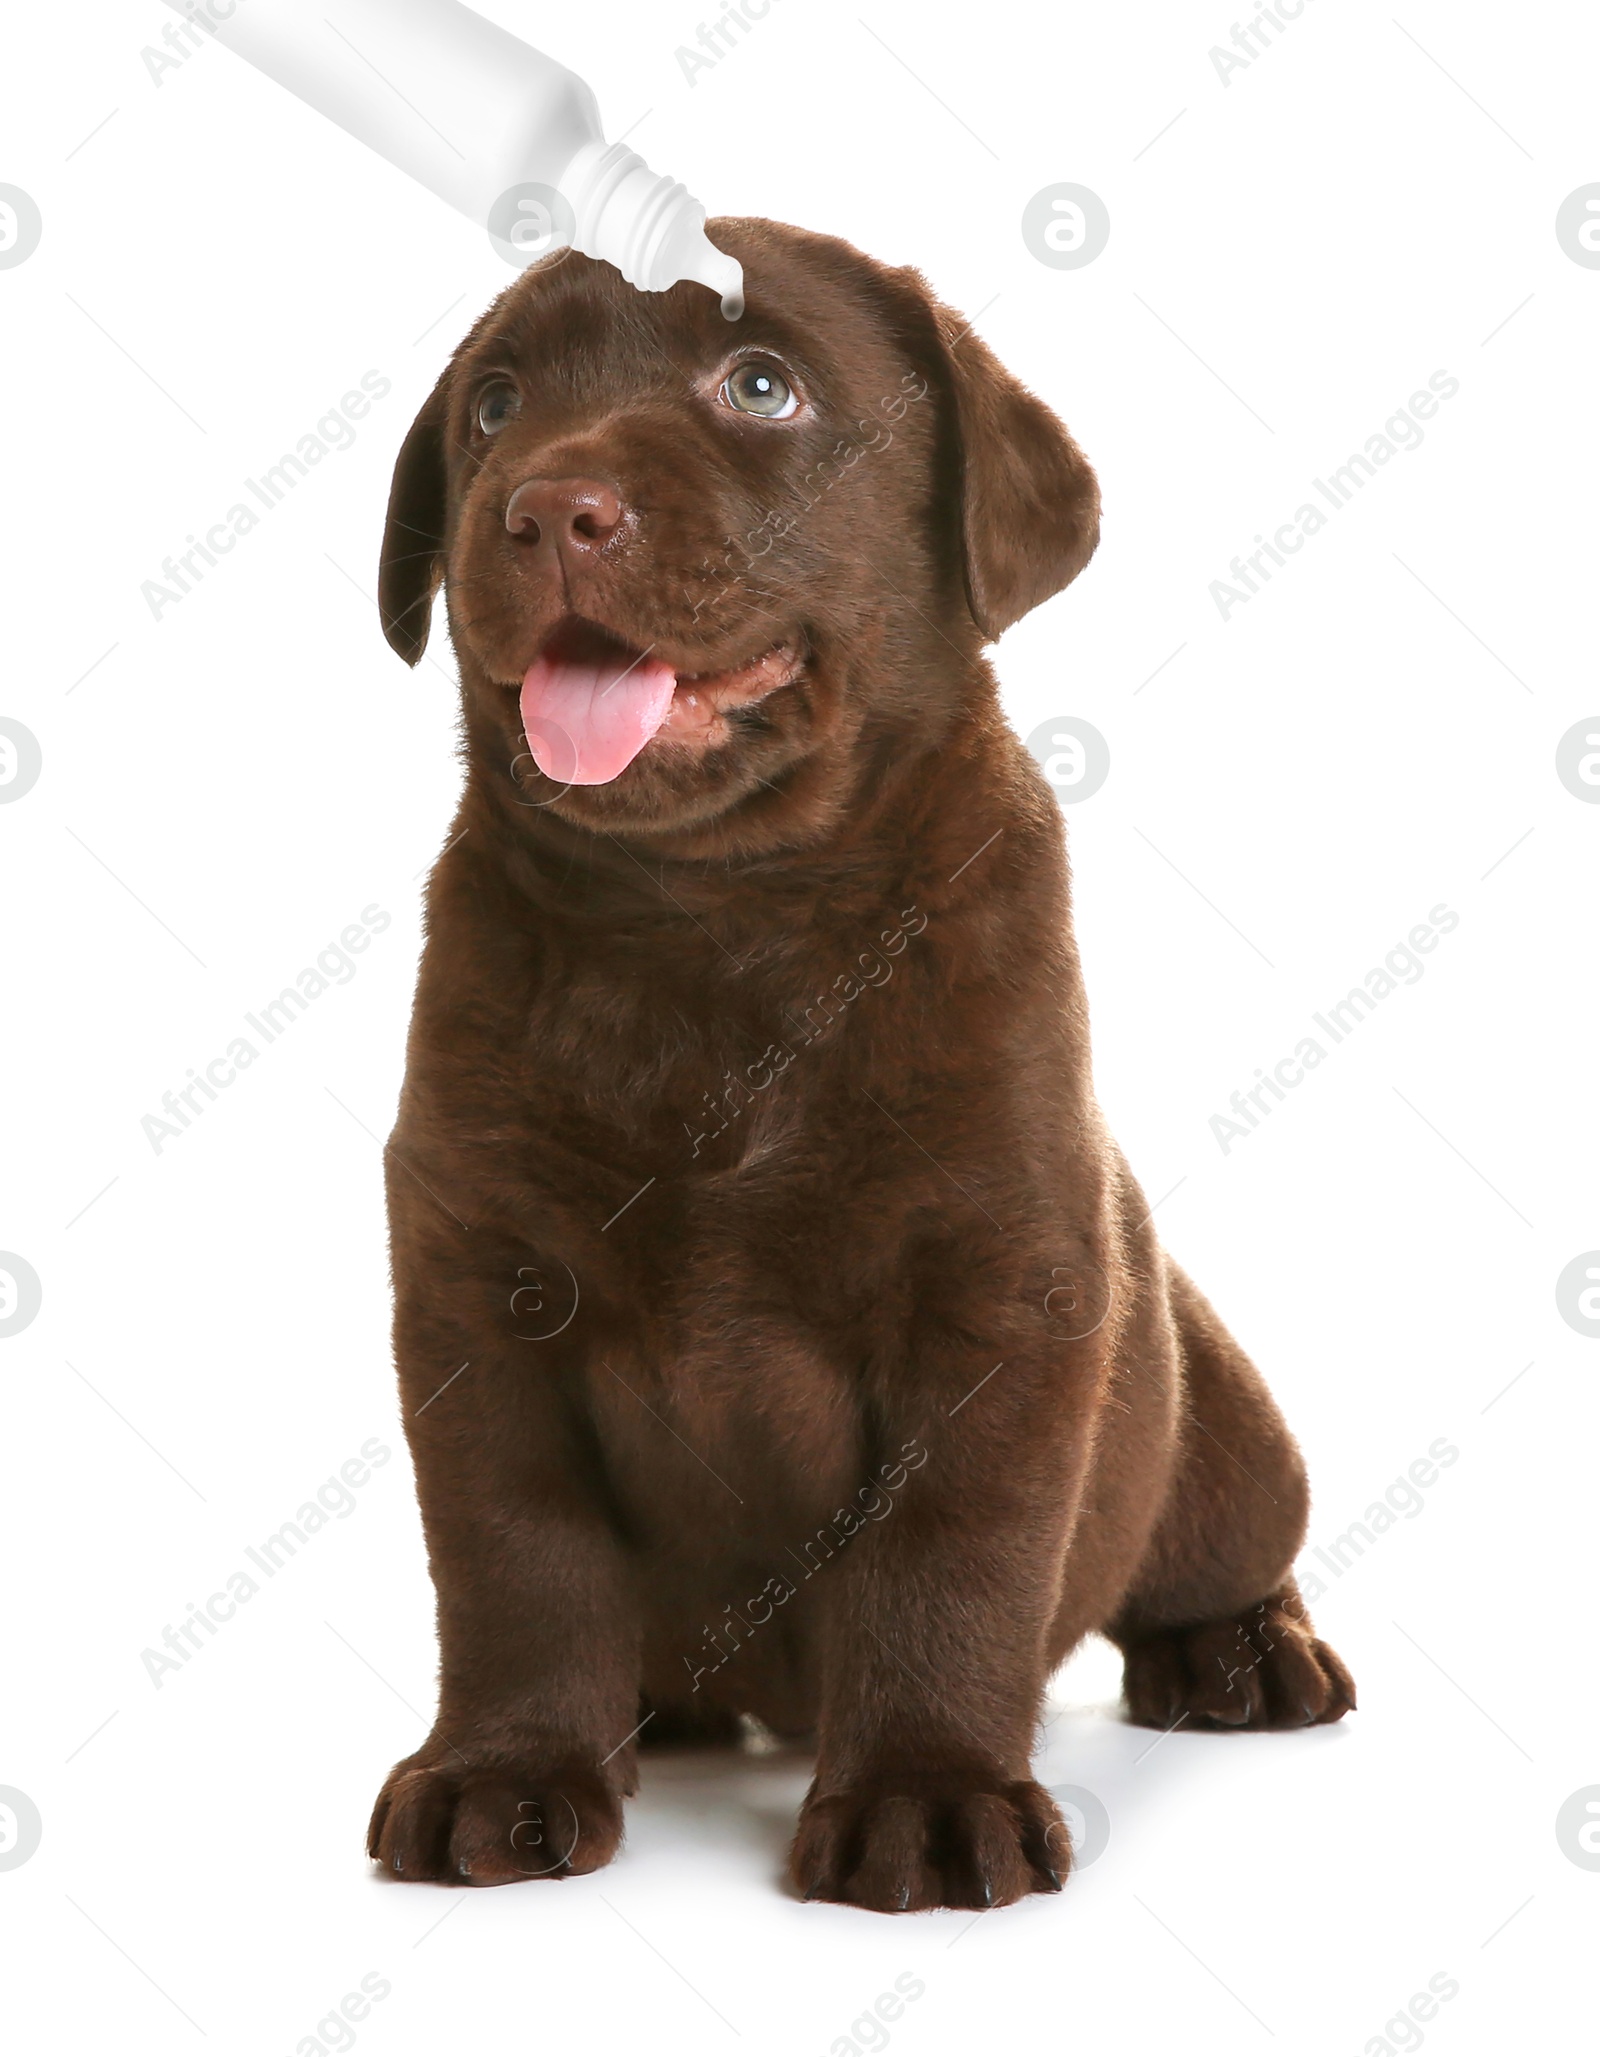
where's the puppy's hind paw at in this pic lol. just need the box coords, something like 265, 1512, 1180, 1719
1122, 1595, 1356, 1732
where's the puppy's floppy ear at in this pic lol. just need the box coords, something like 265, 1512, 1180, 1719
378, 369, 452, 665
926, 300, 1100, 641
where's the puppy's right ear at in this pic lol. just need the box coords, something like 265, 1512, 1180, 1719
378, 371, 452, 665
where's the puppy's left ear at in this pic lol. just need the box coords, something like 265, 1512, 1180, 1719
927, 304, 1101, 642
378, 370, 452, 665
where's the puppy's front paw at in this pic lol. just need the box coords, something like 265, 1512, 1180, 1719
367, 1755, 623, 1885
790, 1770, 1066, 1912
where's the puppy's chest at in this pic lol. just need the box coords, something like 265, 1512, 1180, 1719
524, 899, 931, 1167
592, 1327, 865, 1546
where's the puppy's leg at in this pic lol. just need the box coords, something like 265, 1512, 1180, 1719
1107, 1265, 1355, 1731
788, 1318, 1096, 1912
367, 1239, 640, 1887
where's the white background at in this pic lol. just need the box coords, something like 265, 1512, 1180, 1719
3, 1, 1597, 2050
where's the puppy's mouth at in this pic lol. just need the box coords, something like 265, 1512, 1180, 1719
516, 617, 805, 787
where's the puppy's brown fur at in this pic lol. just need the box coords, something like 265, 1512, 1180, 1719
365, 219, 1353, 1912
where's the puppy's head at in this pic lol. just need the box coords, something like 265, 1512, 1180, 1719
380, 218, 1098, 847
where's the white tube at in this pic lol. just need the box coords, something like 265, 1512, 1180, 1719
167, 0, 744, 314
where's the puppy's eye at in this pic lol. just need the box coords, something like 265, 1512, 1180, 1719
476, 381, 522, 435
721, 361, 798, 419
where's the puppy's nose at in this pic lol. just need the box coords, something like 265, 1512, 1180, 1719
504, 477, 624, 551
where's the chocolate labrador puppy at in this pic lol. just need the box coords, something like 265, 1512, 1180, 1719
365, 218, 1353, 1911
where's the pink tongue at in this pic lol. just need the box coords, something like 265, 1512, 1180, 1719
519, 646, 678, 785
